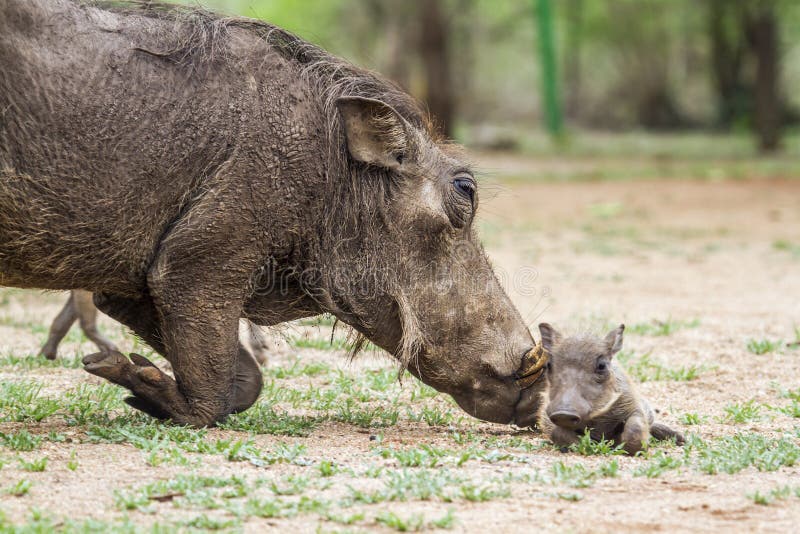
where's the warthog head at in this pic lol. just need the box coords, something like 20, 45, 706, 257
296, 93, 539, 424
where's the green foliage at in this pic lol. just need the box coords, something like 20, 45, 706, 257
18, 456, 47, 472
775, 401, 800, 418
219, 402, 324, 436
721, 400, 763, 423
692, 433, 800, 475
0, 430, 42, 452
680, 412, 707, 425
376, 511, 426, 532
627, 318, 700, 336
568, 429, 626, 456
747, 485, 800, 506
0, 382, 60, 422
633, 451, 683, 478
617, 350, 708, 382
5, 478, 32, 496
772, 240, 800, 258
747, 338, 783, 355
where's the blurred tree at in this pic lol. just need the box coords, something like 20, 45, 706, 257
419, 0, 455, 137
563, 0, 584, 119
708, 0, 751, 129
192, 0, 800, 148
745, 2, 782, 151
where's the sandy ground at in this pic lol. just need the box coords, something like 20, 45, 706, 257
1, 158, 799, 532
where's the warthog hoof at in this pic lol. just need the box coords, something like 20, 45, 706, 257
82, 351, 194, 423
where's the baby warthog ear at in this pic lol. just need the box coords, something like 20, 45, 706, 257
538, 323, 562, 353
336, 96, 410, 170
604, 324, 625, 356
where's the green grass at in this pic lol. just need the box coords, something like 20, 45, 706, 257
627, 317, 700, 336
289, 335, 352, 351
773, 239, 800, 258
18, 457, 47, 472
616, 350, 709, 382
679, 412, 708, 425
774, 401, 800, 418
568, 429, 626, 456
748, 485, 800, 506
263, 359, 331, 378
746, 338, 783, 355
0, 352, 85, 370
379, 445, 447, 468
721, 400, 764, 424
5, 478, 32, 497
0, 381, 60, 422
692, 433, 800, 475
633, 450, 683, 478
220, 401, 325, 436
0, 429, 43, 452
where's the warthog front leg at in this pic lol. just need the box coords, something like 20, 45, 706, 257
91, 291, 263, 425
620, 412, 650, 455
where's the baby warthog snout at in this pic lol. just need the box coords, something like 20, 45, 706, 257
537, 322, 685, 455
548, 410, 582, 429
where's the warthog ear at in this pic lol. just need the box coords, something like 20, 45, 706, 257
538, 323, 562, 353
336, 96, 410, 170
604, 324, 625, 356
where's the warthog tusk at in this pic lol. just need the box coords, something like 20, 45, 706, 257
515, 343, 549, 389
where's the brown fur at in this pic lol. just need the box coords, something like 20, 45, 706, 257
0, 1, 535, 426
537, 324, 684, 455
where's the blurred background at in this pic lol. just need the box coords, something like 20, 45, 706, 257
199, 0, 800, 167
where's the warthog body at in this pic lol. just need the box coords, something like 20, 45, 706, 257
41, 290, 271, 365
537, 323, 684, 454
0, 1, 540, 426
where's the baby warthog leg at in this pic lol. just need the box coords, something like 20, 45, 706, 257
83, 351, 191, 421
73, 290, 118, 354
41, 290, 119, 358
650, 422, 686, 445
40, 293, 79, 359
621, 412, 650, 455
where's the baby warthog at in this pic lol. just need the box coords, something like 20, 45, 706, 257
537, 323, 684, 454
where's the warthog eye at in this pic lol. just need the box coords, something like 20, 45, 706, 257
453, 177, 476, 204
595, 360, 608, 373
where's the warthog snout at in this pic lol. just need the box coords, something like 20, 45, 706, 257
549, 410, 582, 430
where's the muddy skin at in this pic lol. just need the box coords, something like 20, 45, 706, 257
537, 323, 685, 455
0, 1, 536, 427
41, 290, 271, 365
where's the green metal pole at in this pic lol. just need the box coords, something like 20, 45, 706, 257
535, 0, 564, 137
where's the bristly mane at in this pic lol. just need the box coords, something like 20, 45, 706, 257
81, 1, 432, 133
81, 1, 430, 371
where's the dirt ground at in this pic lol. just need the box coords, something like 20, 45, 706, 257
1, 153, 799, 533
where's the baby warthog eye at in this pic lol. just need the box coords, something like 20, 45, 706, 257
595, 360, 608, 373
453, 176, 476, 204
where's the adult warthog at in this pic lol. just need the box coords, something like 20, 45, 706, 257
0, 0, 545, 427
